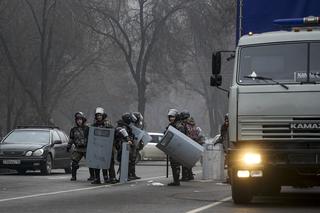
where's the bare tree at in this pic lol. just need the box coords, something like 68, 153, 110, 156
0, 0, 100, 127
79, 0, 195, 116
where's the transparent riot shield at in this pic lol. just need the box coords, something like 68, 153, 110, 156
130, 124, 152, 147
156, 126, 204, 168
86, 127, 115, 169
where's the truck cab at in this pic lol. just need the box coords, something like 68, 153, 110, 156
212, 18, 320, 203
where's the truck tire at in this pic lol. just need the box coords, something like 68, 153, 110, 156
41, 155, 52, 175
232, 181, 253, 204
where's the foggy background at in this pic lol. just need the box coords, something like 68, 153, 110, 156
0, 0, 235, 137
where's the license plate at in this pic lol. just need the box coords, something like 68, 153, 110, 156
3, 159, 21, 165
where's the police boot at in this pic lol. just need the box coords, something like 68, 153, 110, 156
102, 169, 110, 184
70, 161, 78, 181
188, 168, 194, 180
70, 169, 77, 181
108, 166, 117, 184
131, 168, 141, 180
91, 169, 101, 184
168, 168, 180, 186
87, 168, 95, 181
181, 167, 191, 181
128, 164, 135, 181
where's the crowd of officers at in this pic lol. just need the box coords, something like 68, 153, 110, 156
67, 107, 205, 186
67, 107, 143, 184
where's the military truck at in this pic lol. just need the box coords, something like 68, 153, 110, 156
211, 0, 320, 204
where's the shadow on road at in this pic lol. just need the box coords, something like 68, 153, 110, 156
246, 191, 320, 207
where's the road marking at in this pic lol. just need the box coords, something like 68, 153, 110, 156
0, 175, 166, 203
47, 177, 69, 180
0, 185, 112, 203
185, 196, 232, 213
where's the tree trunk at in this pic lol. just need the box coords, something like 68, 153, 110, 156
137, 81, 146, 117
6, 73, 15, 133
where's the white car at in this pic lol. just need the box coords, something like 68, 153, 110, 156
139, 132, 166, 161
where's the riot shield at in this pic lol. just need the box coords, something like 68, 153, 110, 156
130, 124, 152, 147
86, 127, 115, 169
156, 126, 204, 168
119, 142, 130, 183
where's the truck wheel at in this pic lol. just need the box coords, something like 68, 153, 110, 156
41, 155, 52, 175
232, 181, 253, 204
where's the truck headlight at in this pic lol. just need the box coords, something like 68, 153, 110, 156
243, 153, 261, 165
33, 149, 44, 156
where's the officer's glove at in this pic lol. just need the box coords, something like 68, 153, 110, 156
66, 144, 71, 152
213, 136, 223, 146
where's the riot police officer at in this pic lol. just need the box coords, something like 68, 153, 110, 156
166, 108, 186, 186
67, 112, 89, 181
91, 107, 117, 184
115, 113, 139, 180
179, 111, 204, 181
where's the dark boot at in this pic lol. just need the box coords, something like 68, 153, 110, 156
91, 169, 101, 184
87, 168, 94, 181
102, 169, 110, 183
181, 166, 190, 181
70, 168, 77, 181
130, 165, 141, 180
70, 161, 78, 181
188, 168, 194, 180
168, 166, 180, 186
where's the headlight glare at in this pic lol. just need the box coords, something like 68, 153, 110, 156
243, 153, 261, 165
33, 149, 44, 156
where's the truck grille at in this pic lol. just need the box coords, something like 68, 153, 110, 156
239, 117, 320, 141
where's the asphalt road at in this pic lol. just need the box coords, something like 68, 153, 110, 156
1, 162, 320, 213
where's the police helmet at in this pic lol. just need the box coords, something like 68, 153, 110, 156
179, 110, 190, 120
121, 112, 137, 125
168, 108, 178, 117
95, 107, 104, 115
133, 112, 143, 123
74, 111, 87, 122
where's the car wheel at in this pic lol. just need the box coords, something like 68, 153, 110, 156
17, 169, 27, 175
41, 154, 52, 175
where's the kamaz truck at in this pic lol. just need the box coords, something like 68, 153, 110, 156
211, 0, 320, 204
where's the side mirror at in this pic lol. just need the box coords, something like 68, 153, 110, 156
210, 75, 222, 87
53, 140, 62, 145
212, 52, 221, 74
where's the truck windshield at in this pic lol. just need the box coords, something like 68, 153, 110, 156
238, 42, 320, 84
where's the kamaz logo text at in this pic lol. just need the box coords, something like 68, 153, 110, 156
290, 123, 320, 129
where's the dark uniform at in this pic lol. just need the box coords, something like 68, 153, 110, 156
115, 113, 139, 180
166, 109, 186, 186
91, 113, 117, 184
180, 115, 205, 181
67, 112, 89, 181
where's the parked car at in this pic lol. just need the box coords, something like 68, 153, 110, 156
0, 126, 72, 175
139, 132, 166, 161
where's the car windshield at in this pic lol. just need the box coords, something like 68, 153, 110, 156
3, 130, 50, 144
150, 135, 162, 143
238, 42, 320, 84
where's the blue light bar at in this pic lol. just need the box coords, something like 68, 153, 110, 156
273, 16, 320, 26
